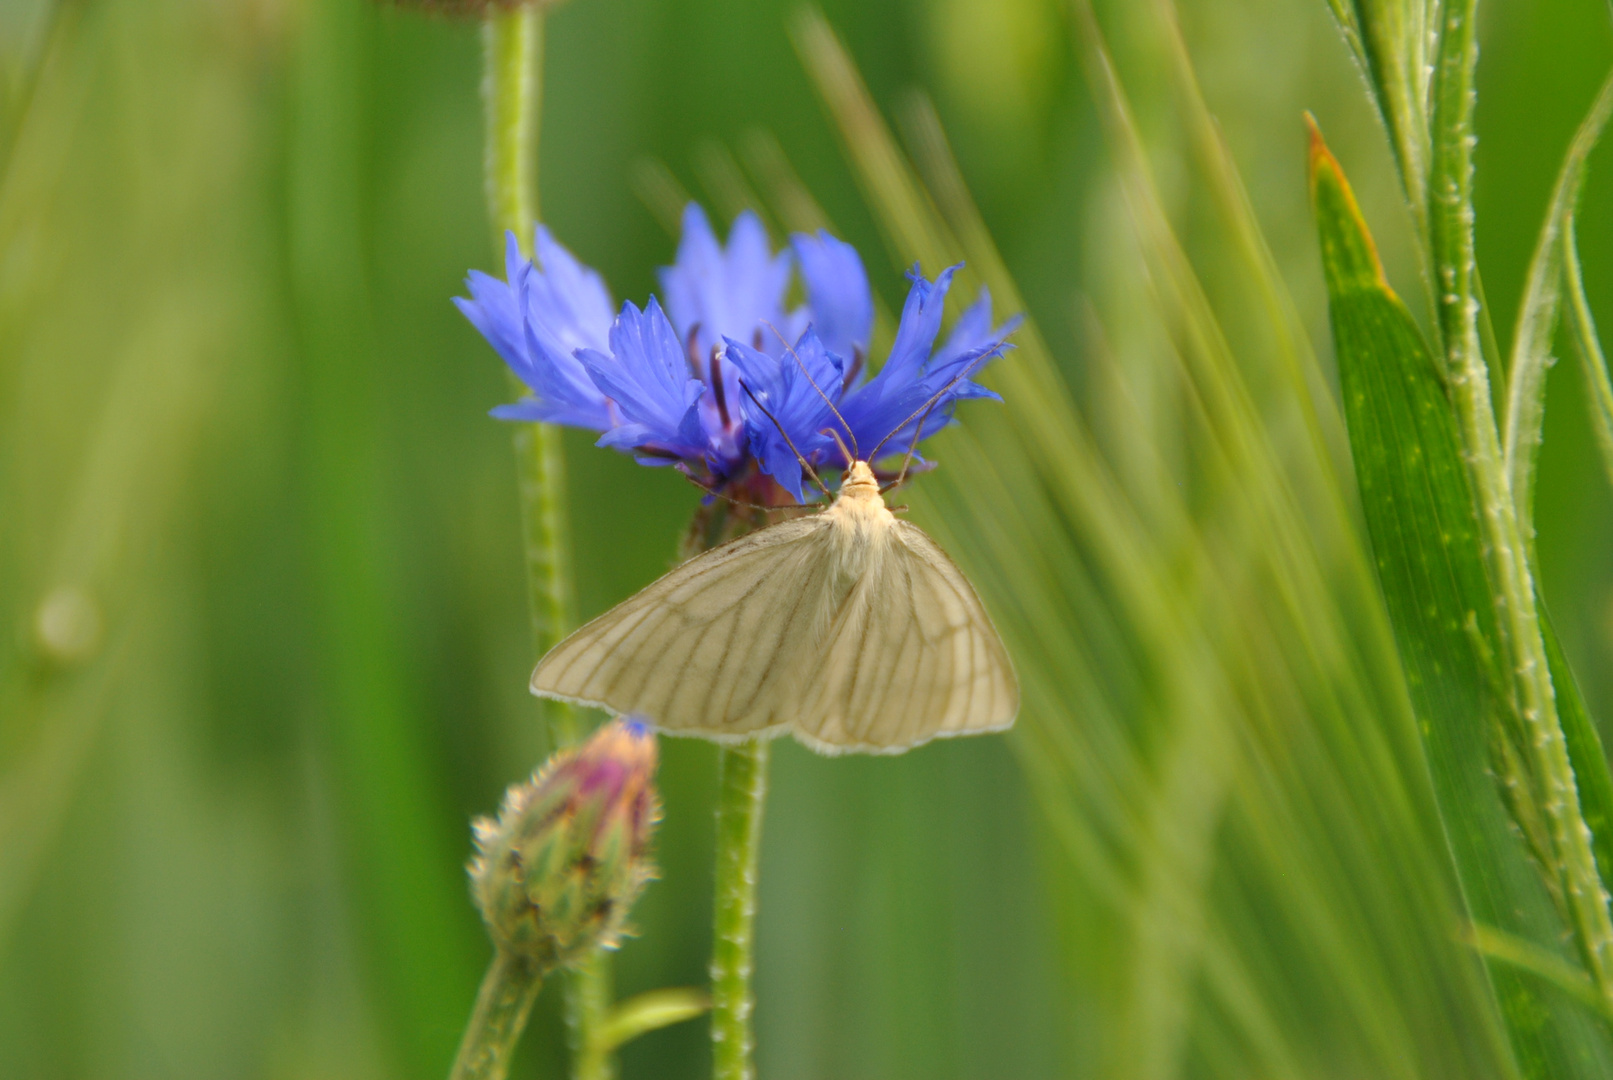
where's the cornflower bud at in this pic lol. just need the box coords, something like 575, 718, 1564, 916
469, 718, 661, 971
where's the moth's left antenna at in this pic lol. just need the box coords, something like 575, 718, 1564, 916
765, 321, 859, 462
738, 380, 834, 502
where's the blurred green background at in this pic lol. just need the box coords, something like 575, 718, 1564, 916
3, 0, 1613, 1078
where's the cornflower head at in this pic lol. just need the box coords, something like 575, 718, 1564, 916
456, 203, 1017, 506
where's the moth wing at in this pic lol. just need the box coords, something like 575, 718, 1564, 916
792, 518, 1018, 754
531, 516, 834, 739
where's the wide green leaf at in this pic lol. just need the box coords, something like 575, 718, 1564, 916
1309, 121, 1613, 1079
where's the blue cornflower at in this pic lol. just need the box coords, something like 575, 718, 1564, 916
455, 204, 1015, 505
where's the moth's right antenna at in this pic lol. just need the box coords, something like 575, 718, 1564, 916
866, 343, 1007, 464
888, 396, 944, 493
739, 380, 834, 502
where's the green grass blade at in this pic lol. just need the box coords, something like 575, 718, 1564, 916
1467, 923, 1613, 1024
1502, 70, 1613, 539
1426, 0, 1613, 1014
1544, 609, 1613, 892
1428, 0, 1479, 368
1510, 183, 1613, 903
1549, 209, 1613, 925
1310, 123, 1613, 1078
1322, 0, 1432, 232
1563, 213, 1613, 491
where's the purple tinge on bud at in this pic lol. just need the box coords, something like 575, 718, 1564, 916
469, 718, 661, 970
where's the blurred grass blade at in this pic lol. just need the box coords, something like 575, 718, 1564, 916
630, 156, 690, 238
738, 130, 834, 234
1563, 212, 1613, 489
287, 1, 480, 1073
789, 8, 959, 275
1309, 120, 1613, 1078
1147, 0, 1350, 478
693, 139, 768, 228
800, 5, 1530, 1076
1502, 69, 1613, 537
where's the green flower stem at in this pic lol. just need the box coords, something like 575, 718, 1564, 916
567, 948, 615, 1080
483, 6, 538, 254
711, 739, 769, 1080
481, 9, 608, 1080
512, 416, 579, 747
482, 4, 578, 746
449, 950, 546, 1080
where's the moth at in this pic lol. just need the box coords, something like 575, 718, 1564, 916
530, 454, 1018, 755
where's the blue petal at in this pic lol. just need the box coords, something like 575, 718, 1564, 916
658, 203, 793, 360
658, 203, 721, 343
595, 423, 660, 450
457, 229, 615, 432
839, 266, 1014, 459
727, 328, 846, 502
511, 325, 609, 429
490, 400, 548, 422
931, 284, 1022, 376
889, 343, 1012, 452
792, 230, 873, 362
579, 298, 709, 458
455, 280, 524, 374
652, 204, 798, 478
724, 211, 794, 343
528, 226, 616, 355
503, 230, 529, 290
839, 264, 957, 452
883, 263, 959, 384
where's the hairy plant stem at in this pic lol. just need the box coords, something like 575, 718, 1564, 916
449, 950, 546, 1080
1428, 0, 1613, 1006
711, 739, 769, 1080
483, 5, 578, 746
567, 950, 615, 1080
481, 8, 609, 1080
483, 7, 538, 256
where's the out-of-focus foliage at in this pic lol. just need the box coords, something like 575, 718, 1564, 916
2, 1, 1612, 1079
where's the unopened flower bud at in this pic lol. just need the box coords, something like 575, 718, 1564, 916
469, 718, 660, 969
